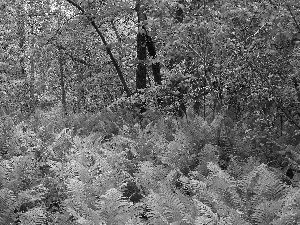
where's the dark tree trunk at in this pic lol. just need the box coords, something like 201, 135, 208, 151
16, 0, 26, 78
293, 77, 300, 102
136, 29, 147, 89
145, 35, 161, 85
73, 63, 86, 113
175, 0, 184, 23
152, 62, 161, 84
135, 0, 147, 89
135, 0, 161, 88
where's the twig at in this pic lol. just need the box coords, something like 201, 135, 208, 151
245, 21, 266, 44
280, 106, 300, 130
44, 13, 80, 46
286, 4, 300, 32
186, 44, 203, 60
54, 43, 111, 68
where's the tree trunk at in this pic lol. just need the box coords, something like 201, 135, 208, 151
16, 0, 26, 78
136, 33, 147, 89
135, 0, 161, 88
135, 0, 147, 89
146, 34, 161, 85
175, 0, 184, 23
59, 51, 67, 115
73, 63, 86, 113
29, 26, 36, 114
293, 77, 300, 103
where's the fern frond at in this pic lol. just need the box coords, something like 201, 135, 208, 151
143, 182, 196, 224
19, 206, 47, 225
194, 199, 218, 225
206, 162, 242, 209
160, 184, 188, 222
256, 171, 287, 200
271, 188, 300, 225
135, 161, 168, 192
251, 201, 282, 225
281, 187, 300, 210
0, 188, 16, 224
271, 210, 300, 225
124, 217, 145, 225
66, 178, 87, 212
187, 179, 208, 193
145, 191, 169, 225
93, 188, 134, 224
238, 164, 287, 200
0, 159, 11, 186
222, 208, 251, 225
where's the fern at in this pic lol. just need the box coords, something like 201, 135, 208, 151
19, 206, 47, 225
161, 185, 190, 223
219, 208, 251, 225
0, 115, 16, 158
0, 188, 16, 225
270, 188, 300, 225
237, 164, 288, 203
206, 162, 243, 210
135, 161, 168, 192
271, 211, 300, 225
60, 129, 143, 225
194, 199, 218, 225
4, 107, 296, 225
92, 188, 135, 224
141, 174, 197, 225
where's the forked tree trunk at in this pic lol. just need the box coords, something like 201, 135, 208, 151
135, 0, 161, 89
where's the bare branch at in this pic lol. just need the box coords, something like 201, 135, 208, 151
54, 44, 111, 68
64, 0, 131, 96
44, 13, 80, 46
287, 4, 300, 32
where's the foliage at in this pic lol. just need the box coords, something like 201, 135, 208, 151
1, 0, 300, 224
1, 107, 300, 225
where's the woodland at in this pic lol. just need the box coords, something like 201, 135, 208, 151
1, 0, 300, 224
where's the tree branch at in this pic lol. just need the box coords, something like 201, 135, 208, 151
110, 19, 122, 43
280, 106, 300, 130
55, 44, 111, 69
44, 13, 80, 47
64, 0, 131, 96
287, 4, 300, 32
55, 44, 92, 66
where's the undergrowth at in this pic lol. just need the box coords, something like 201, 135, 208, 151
0, 105, 300, 225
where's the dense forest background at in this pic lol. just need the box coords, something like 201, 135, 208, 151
1, 0, 300, 224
